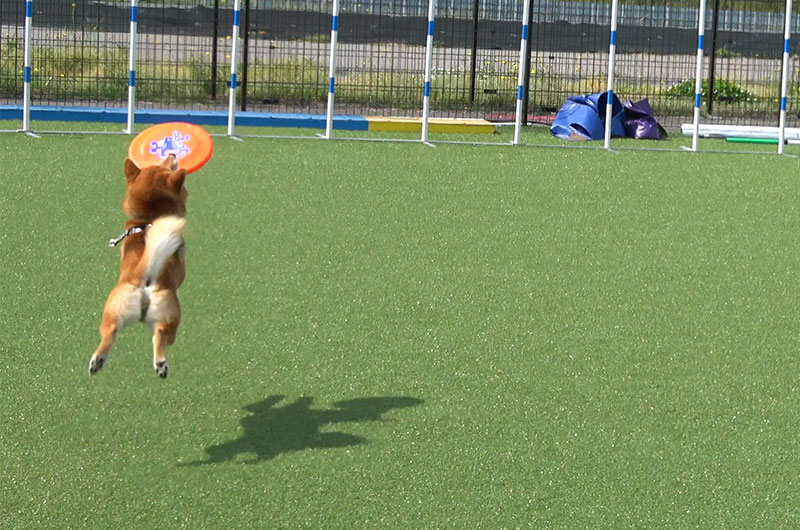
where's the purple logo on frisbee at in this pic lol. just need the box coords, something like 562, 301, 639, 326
150, 130, 191, 159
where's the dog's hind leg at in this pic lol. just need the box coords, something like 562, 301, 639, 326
89, 313, 118, 374
147, 289, 181, 379
89, 283, 141, 375
152, 320, 179, 378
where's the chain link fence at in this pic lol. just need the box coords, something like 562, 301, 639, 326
1, 0, 798, 127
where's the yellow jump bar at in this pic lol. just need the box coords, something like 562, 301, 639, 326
366, 117, 496, 134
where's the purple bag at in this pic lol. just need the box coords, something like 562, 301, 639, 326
623, 99, 667, 140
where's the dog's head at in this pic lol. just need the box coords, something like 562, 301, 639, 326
122, 155, 188, 220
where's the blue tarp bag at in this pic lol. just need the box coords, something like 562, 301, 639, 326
549, 92, 626, 141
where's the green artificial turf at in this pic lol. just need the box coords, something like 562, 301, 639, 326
2, 124, 800, 528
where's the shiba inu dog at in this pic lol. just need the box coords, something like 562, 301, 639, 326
89, 155, 188, 378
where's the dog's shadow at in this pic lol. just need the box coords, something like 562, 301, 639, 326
181, 395, 424, 465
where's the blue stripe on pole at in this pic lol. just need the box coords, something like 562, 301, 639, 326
131, 6, 138, 22
698, 35, 704, 50
26, 1, 33, 18
332, 15, 338, 31
694, 93, 701, 108
607, 89, 613, 102
230, 73, 237, 89
781, 96, 788, 111
24, 66, 31, 83
522, 24, 528, 40
428, 21, 435, 36
517, 85, 524, 100
424, 81, 431, 97
785, 38, 791, 54
610, 30, 616, 45
329, 77, 336, 93
129, 71, 136, 87
233, 10, 240, 27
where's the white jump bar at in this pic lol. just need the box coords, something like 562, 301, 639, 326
682, 123, 800, 140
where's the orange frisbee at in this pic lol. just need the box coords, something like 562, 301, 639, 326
128, 122, 213, 173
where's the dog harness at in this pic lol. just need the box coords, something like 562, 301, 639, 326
108, 224, 152, 248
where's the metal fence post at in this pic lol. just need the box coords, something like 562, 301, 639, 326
211, 0, 219, 99
241, 0, 250, 112
707, 0, 720, 115
469, 0, 478, 104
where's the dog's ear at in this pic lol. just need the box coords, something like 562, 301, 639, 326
123, 158, 140, 184
167, 168, 187, 193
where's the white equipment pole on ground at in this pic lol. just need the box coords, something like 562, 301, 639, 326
22, 0, 34, 132
691, 0, 707, 152
512, 0, 531, 145
603, 0, 619, 149
778, 0, 793, 154
325, 0, 340, 139
126, 0, 139, 134
227, 0, 242, 136
421, 0, 436, 143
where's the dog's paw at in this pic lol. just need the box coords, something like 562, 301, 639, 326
88, 356, 106, 375
154, 360, 168, 379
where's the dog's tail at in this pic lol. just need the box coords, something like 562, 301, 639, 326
139, 215, 186, 284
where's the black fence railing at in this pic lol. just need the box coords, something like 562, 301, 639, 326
1, 0, 798, 127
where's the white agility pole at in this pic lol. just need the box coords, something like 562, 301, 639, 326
512, 0, 531, 145
126, 0, 139, 134
603, 0, 619, 149
227, 0, 241, 136
22, 0, 34, 133
778, 0, 793, 154
691, 0, 707, 152
421, 0, 436, 143
325, 0, 340, 139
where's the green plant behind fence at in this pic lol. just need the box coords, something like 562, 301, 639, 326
0, 38, 24, 97
665, 78, 755, 104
